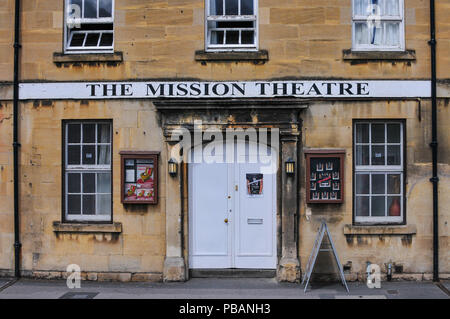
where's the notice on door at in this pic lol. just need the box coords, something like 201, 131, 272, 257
246, 173, 263, 196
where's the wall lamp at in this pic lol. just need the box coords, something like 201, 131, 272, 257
285, 158, 295, 176
168, 158, 178, 177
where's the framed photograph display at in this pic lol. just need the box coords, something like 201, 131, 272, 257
120, 151, 159, 204
305, 150, 345, 204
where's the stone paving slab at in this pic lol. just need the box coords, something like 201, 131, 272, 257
0, 278, 448, 299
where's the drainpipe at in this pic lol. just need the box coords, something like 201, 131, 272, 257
13, 0, 22, 278
428, 0, 439, 282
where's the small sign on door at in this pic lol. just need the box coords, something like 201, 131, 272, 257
246, 173, 263, 196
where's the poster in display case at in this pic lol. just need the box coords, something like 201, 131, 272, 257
120, 151, 159, 204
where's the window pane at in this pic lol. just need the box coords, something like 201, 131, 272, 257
225, 30, 239, 44
68, 124, 81, 143
99, 0, 112, 18
97, 145, 110, 165
69, 33, 85, 47
356, 145, 369, 165
371, 123, 385, 143
371, 196, 385, 216
99, 33, 113, 47
355, 23, 369, 45
356, 174, 369, 194
387, 123, 400, 143
355, 196, 369, 216
97, 123, 111, 143
369, 24, 382, 45
83, 123, 96, 143
85, 33, 100, 46
211, 30, 224, 44
241, 0, 253, 15
97, 173, 111, 193
225, 0, 239, 15
210, 0, 223, 15
97, 194, 111, 215
387, 174, 401, 194
68, 173, 81, 193
371, 145, 385, 165
68, 195, 81, 214
356, 123, 369, 143
82, 145, 96, 164
241, 31, 254, 44
387, 196, 401, 216
83, 173, 96, 193
385, 22, 400, 46
354, 0, 370, 16
372, 174, 385, 194
387, 145, 401, 165
84, 0, 97, 18
67, 145, 81, 165
83, 195, 96, 215
385, 0, 399, 16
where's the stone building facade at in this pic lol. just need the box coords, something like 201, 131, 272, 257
0, 0, 448, 282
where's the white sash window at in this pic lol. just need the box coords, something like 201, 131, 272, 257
65, 0, 114, 53
64, 121, 112, 222
354, 121, 405, 224
352, 0, 404, 51
206, 0, 258, 51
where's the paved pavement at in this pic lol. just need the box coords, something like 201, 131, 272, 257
0, 278, 448, 299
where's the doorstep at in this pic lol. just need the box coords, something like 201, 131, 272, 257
189, 269, 276, 278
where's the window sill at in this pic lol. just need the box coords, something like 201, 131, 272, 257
53, 52, 123, 66
195, 50, 269, 64
53, 221, 122, 234
343, 224, 416, 236
342, 49, 416, 63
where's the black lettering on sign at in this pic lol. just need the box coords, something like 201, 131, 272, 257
146, 83, 165, 96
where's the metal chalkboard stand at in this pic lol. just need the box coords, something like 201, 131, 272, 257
301, 220, 349, 293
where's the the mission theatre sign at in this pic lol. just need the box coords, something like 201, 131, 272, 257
19, 80, 430, 100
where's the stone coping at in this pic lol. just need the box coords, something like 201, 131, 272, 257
195, 50, 269, 64
52, 221, 122, 234
342, 49, 416, 62
344, 224, 417, 236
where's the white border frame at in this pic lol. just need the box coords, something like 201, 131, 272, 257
351, 0, 405, 52
64, 121, 112, 222
64, 0, 115, 54
205, 0, 259, 52
354, 121, 404, 224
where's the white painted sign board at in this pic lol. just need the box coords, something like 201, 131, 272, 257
19, 80, 431, 100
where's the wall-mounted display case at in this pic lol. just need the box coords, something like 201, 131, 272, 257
120, 151, 159, 204
305, 150, 345, 204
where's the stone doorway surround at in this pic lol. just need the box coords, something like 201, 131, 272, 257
154, 99, 308, 282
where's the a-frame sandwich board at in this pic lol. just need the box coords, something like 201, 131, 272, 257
301, 220, 349, 293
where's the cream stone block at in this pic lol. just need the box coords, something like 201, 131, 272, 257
192, 7, 204, 26
140, 254, 165, 272
109, 255, 141, 272
259, 24, 298, 40
270, 8, 325, 25
259, 7, 270, 25
52, 11, 63, 29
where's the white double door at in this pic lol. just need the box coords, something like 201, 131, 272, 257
189, 143, 277, 269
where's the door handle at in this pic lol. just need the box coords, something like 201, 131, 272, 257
224, 218, 229, 223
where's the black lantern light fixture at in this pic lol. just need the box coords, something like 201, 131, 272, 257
168, 158, 178, 177
285, 158, 295, 175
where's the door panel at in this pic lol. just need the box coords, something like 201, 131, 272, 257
189, 162, 231, 268
235, 163, 276, 268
